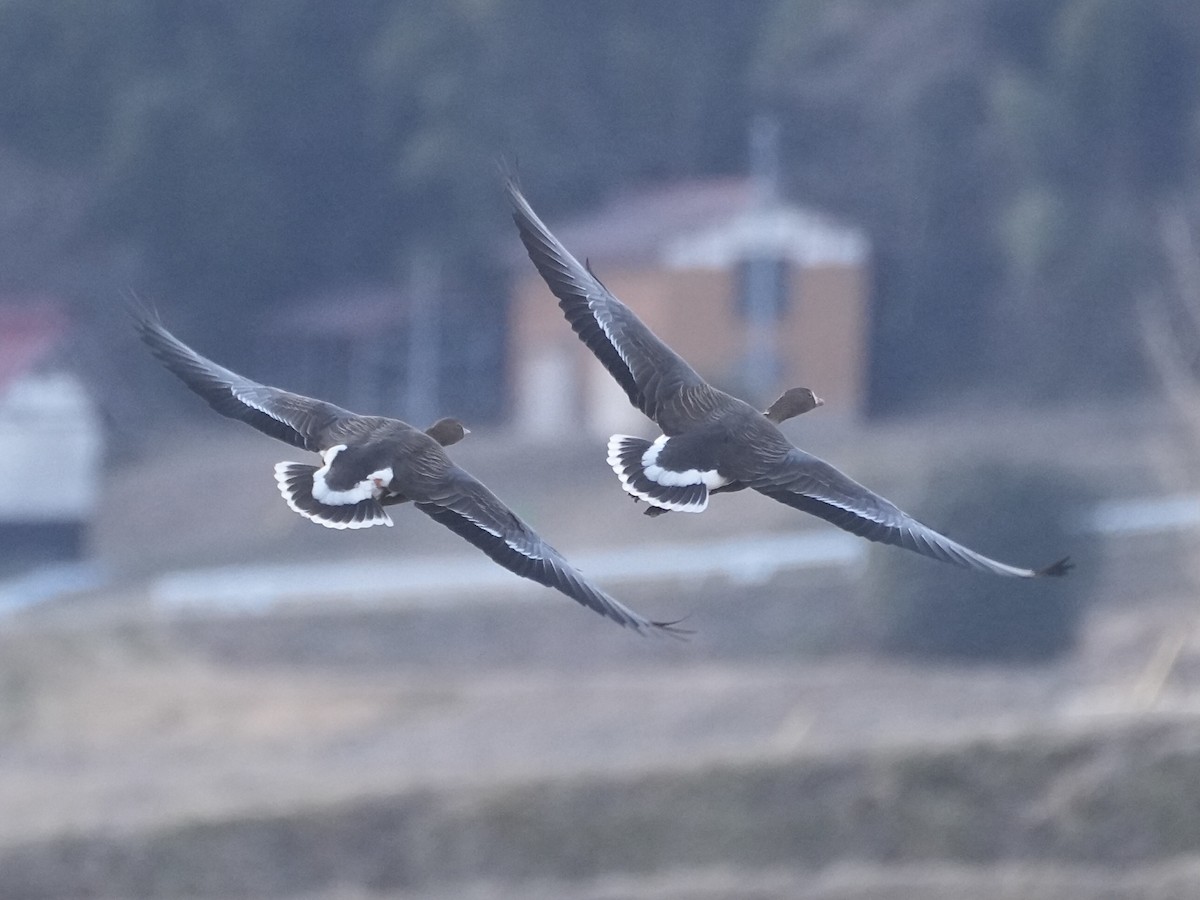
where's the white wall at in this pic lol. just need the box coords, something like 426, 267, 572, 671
0, 371, 101, 521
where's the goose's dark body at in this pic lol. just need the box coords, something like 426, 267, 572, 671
135, 311, 676, 633
507, 180, 1070, 579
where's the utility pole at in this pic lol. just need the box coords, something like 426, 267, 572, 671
742, 113, 783, 403
405, 250, 440, 426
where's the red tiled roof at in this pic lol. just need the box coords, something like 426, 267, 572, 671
0, 301, 68, 393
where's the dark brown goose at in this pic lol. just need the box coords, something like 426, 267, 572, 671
506, 180, 1070, 579
637, 386, 825, 519
135, 310, 678, 634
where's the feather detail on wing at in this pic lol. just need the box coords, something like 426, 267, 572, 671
134, 310, 354, 451
753, 450, 1071, 578
505, 180, 706, 423
414, 469, 684, 634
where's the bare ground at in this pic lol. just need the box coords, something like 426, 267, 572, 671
3, 399, 1200, 898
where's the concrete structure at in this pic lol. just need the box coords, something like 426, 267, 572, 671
509, 177, 871, 440
0, 301, 102, 570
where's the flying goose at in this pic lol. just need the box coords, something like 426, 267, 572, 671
506, 180, 1070, 579
637, 386, 825, 518
135, 310, 678, 634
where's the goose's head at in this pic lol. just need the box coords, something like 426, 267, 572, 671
425, 417, 470, 447
764, 387, 824, 424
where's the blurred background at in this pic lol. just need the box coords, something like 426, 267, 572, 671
3, 1, 1200, 897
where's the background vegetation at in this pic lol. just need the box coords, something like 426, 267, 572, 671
2, 0, 1198, 417
868, 459, 1099, 661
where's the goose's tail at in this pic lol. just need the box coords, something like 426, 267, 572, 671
273, 462, 393, 530
605, 435, 709, 513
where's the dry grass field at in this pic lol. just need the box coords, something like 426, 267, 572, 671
3, 399, 1200, 898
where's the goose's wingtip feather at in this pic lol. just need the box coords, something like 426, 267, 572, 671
646, 617, 693, 640
1035, 556, 1073, 578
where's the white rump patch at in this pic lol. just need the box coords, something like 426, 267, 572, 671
641, 435, 729, 490
605, 434, 713, 513
273, 460, 394, 530
308, 445, 393, 506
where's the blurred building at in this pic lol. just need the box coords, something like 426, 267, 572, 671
264, 277, 505, 426
0, 300, 102, 571
265, 286, 422, 419
508, 177, 871, 440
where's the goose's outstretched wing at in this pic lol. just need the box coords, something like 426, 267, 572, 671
135, 310, 357, 451
752, 449, 1071, 578
415, 468, 683, 635
506, 180, 708, 424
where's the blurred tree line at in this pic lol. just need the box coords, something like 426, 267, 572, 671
0, 0, 1197, 417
